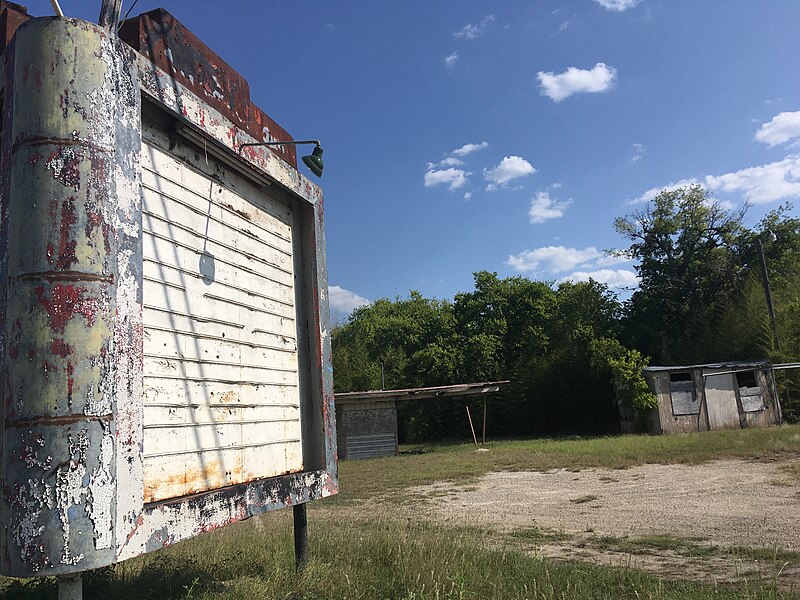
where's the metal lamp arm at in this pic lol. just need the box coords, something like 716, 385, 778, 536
239, 140, 321, 151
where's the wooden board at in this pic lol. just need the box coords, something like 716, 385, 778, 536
704, 373, 740, 430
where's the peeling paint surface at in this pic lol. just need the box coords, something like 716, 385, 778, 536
0, 17, 142, 577
0, 9, 336, 580
118, 9, 298, 168
133, 53, 323, 208
139, 123, 304, 502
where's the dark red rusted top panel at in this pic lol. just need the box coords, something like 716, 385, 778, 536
119, 8, 297, 168
0, 2, 31, 56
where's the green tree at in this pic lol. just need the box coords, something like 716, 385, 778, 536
614, 185, 747, 363
333, 273, 645, 440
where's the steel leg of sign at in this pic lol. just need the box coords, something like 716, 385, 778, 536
294, 503, 309, 573
58, 575, 82, 600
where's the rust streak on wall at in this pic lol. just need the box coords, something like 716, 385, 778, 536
119, 9, 298, 167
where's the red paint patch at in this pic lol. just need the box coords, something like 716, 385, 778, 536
66, 361, 74, 406
35, 284, 99, 333
85, 212, 111, 253
45, 147, 81, 190
57, 198, 78, 270
50, 339, 72, 358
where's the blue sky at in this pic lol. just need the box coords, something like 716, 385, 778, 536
28, 1, 800, 320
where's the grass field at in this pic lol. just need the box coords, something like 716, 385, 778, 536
2, 425, 799, 599
335, 424, 800, 502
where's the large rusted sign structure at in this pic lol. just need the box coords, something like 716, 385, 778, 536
0, 2, 337, 589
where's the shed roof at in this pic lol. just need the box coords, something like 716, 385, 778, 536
334, 380, 510, 403
643, 360, 770, 373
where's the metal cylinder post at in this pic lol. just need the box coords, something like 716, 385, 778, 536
0, 17, 142, 577
293, 503, 308, 573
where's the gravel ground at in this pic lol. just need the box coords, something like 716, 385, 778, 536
404, 458, 800, 587
415, 459, 800, 549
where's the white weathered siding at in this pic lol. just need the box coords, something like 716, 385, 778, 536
140, 135, 303, 503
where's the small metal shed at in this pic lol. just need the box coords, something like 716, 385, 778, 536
334, 381, 507, 459
632, 361, 782, 434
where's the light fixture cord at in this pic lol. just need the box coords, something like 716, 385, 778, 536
118, 0, 140, 32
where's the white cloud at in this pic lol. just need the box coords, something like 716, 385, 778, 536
629, 178, 700, 204
484, 156, 536, 191
754, 111, 800, 147
561, 269, 639, 288
424, 167, 470, 190
594, 253, 634, 268
594, 0, 641, 11
556, 20, 571, 33
705, 155, 800, 204
454, 15, 495, 39
329, 285, 369, 316
629, 142, 646, 165
444, 52, 459, 68
506, 246, 602, 274
528, 191, 573, 224
507, 246, 637, 289
464, 191, 473, 201
426, 157, 465, 169
537, 62, 617, 102
629, 155, 800, 205
440, 157, 465, 167
452, 141, 489, 157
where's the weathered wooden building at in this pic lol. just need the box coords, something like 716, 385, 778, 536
625, 361, 783, 434
335, 381, 507, 459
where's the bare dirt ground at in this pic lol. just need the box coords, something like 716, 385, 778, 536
399, 458, 800, 589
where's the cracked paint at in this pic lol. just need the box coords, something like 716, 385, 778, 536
0, 17, 142, 577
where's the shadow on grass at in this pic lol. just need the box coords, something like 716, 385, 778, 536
0, 553, 218, 600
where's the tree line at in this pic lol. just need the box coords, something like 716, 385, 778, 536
332, 187, 800, 442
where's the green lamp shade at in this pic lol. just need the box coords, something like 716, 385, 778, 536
302, 146, 324, 178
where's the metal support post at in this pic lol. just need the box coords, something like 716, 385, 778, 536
293, 503, 308, 573
58, 574, 82, 600
98, 0, 123, 31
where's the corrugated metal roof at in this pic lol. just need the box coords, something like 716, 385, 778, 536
334, 380, 510, 403
643, 360, 770, 373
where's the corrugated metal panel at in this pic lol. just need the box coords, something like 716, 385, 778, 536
345, 433, 397, 460
141, 135, 303, 503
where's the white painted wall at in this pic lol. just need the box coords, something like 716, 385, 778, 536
140, 135, 303, 502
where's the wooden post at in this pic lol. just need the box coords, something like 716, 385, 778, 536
465, 403, 478, 447
293, 503, 308, 573
58, 575, 82, 600
482, 397, 487, 445
758, 237, 781, 353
